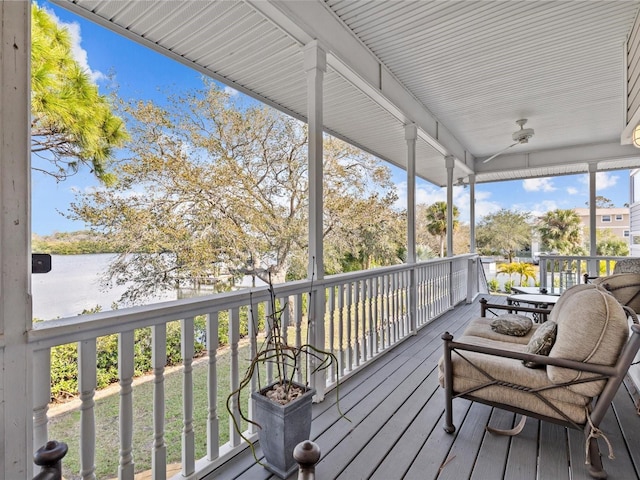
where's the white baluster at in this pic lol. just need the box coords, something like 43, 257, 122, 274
206, 312, 219, 460
181, 317, 195, 477
151, 324, 167, 479
248, 301, 258, 435
78, 339, 97, 480
119, 330, 135, 479
229, 308, 241, 447
32, 348, 51, 453
338, 284, 345, 377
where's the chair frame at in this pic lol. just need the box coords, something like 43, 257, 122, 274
441, 311, 640, 479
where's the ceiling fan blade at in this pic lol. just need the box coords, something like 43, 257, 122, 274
482, 141, 519, 163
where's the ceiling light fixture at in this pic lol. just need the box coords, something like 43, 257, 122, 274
633, 124, 640, 148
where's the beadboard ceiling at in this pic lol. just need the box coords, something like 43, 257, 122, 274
52, 0, 640, 186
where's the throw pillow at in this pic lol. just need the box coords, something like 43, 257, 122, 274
523, 321, 557, 368
490, 314, 533, 336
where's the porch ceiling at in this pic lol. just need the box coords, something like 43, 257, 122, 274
53, 0, 640, 186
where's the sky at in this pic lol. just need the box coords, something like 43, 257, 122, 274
32, 1, 630, 235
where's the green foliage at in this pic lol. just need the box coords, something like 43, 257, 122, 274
50, 316, 208, 401
419, 201, 460, 257
476, 209, 532, 262
537, 209, 583, 254
31, 5, 127, 183
487, 278, 500, 292
32, 231, 120, 254
595, 230, 630, 256
70, 82, 400, 302
503, 280, 513, 293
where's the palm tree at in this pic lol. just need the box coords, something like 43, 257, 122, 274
537, 209, 583, 254
497, 262, 518, 284
424, 201, 459, 257
513, 262, 536, 286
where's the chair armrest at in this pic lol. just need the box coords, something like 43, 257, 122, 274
479, 299, 552, 318
441, 332, 619, 377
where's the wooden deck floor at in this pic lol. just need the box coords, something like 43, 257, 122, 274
207, 295, 640, 480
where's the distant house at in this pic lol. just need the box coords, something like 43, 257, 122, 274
574, 207, 630, 244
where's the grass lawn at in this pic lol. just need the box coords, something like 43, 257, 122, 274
49, 343, 254, 480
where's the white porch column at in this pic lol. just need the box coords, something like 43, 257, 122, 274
445, 155, 455, 257
589, 163, 597, 257
1, 2, 33, 478
468, 174, 476, 253
405, 124, 417, 264
303, 40, 327, 400
304, 40, 326, 280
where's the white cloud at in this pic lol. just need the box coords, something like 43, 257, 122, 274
394, 181, 501, 223
522, 177, 555, 192
566, 186, 579, 195
44, 7, 106, 83
224, 85, 239, 96
595, 171, 618, 190
577, 171, 619, 191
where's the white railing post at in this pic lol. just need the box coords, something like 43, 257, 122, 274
151, 324, 167, 479
206, 312, 220, 459
78, 339, 97, 480
181, 317, 195, 477
32, 348, 51, 454
118, 330, 135, 479
229, 308, 241, 447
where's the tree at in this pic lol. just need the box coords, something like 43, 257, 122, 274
423, 201, 459, 257
476, 209, 532, 262
325, 192, 405, 273
585, 196, 615, 208
31, 5, 127, 183
537, 209, 584, 254
70, 83, 399, 302
513, 262, 536, 286
593, 229, 630, 256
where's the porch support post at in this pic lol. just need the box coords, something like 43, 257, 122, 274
0, 2, 33, 478
405, 124, 417, 264
405, 124, 417, 333
468, 174, 476, 253
588, 163, 598, 275
467, 174, 477, 303
303, 40, 327, 400
445, 155, 455, 257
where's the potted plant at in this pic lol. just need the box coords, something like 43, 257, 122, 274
226, 274, 346, 478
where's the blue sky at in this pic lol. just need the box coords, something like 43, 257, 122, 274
33, 1, 630, 235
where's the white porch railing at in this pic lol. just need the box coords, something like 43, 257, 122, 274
538, 254, 631, 292
28, 254, 481, 480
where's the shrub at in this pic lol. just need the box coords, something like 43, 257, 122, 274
487, 278, 500, 292
503, 280, 513, 294
49, 315, 209, 401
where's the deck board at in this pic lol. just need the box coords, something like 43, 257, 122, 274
206, 295, 640, 480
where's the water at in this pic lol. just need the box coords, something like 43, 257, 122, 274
31, 254, 178, 320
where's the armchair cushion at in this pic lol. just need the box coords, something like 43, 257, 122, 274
523, 321, 557, 368
437, 335, 591, 423
592, 272, 640, 313
490, 314, 533, 336
548, 287, 628, 396
463, 317, 535, 345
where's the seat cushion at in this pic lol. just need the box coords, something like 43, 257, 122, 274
463, 317, 537, 345
548, 286, 629, 396
438, 335, 591, 424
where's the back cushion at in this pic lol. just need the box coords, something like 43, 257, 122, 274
548, 283, 596, 325
592, 273, 640, 314
547, 286, 629, 397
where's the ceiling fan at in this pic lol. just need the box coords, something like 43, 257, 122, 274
483, 118, 535, 163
